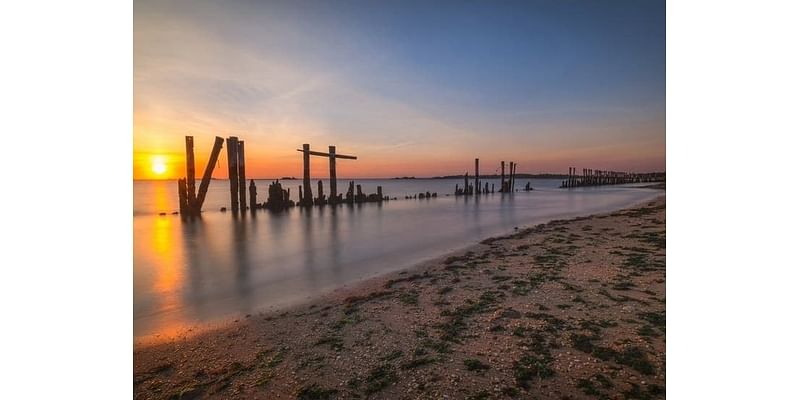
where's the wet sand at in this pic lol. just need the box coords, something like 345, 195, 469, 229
134, 195, 666, 399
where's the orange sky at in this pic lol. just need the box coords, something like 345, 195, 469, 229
133, 0, 665, 180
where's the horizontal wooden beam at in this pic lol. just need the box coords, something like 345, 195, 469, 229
296, 149, 357, 159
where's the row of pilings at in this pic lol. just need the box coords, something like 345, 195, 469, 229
561, 167, 666, 188
177, 136, 388, 217
454, 158, 519, 196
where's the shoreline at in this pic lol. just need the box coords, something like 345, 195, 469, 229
135, 195, 666, 399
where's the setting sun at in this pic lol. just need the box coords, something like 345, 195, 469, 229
151, 157, 167, 176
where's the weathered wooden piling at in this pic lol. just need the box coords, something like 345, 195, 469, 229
302, 144, 312, 207
194, 136, 224, 215
316, 180, 325, 205
377, 186, 383, 201
500, 161, 506, 193
226, 136, 239, 212
185, 136, 196, 210
346, 181, 355, 204
474, 158, 480, 195
329, 146, 337, 204
178, 178, 189, 215
237, 140, 246, 212
249, 179, 257, 210
510, 162, 516, 192
464, 173, 469, 195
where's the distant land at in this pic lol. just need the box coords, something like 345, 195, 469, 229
430, 173, 571, 179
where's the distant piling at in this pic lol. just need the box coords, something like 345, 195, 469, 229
474, 158, 480, 195
329, 145, 337, 204
302, 144, 312, 207
249, 179, 257, 211
226, 136, 240, 212
185, 136, 196, 211
237, 140, 246, 212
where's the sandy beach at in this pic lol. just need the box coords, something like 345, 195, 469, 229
134, 195, 666, 399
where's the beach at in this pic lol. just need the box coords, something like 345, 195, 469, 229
134, 195, 666, 399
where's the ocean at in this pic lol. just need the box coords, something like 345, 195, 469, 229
133, 178, 662, 339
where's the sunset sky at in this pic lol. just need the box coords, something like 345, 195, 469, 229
134, 0, 665, 180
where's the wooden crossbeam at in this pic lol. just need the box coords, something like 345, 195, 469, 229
296, 149, 357, 159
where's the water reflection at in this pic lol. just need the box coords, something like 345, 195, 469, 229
134, 185, 662, 339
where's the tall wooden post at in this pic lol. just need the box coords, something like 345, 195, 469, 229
500, 161, 506, 193
185, 136, 196, 210
237, 140, 246, 212
249, 179, 257, 210
474, 158, 479, 195
226, 137, 239, 212
317, 180, 324, 205
178, 178, 188, 215
377, 186, 383, 201
302, 144, 312, 207
464, 173, 469, 195
510, 162, 515, 192
329, 145, 337, 204
194, 136, 224, 215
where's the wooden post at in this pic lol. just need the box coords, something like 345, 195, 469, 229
474, 158, 479, 195
195, 136, 224, 215
329, 145, 337, 204
178, 178, 188, 215
226, 137, 239, 212
302, 144, 312, 206
185, 136, 196, 210
500, 161, 506, 193
249, 179, 257, 210
317, 180, 324, 205
464, 173, 469, 195
377, 186, 383, 201
510, 162, 515, 192
237, 140, 246, 212
298, 185, 303, 204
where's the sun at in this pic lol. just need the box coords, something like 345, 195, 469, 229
151, 156, 167, 176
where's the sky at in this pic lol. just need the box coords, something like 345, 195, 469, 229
133, 0, 665, 180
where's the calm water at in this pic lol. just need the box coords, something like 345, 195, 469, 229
134, 178, 661, 339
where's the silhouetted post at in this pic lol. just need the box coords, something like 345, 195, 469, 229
510, 162, 515, 192
377, 186, 383, 201
356, 184, 364, 202
195, 136, 224, 215
329, 145, 337, 204
237, 140, 246, 212
501, 161, 506, 193
347, 181, 355, 203
185, 136, 197, 210
485, 182, 489, 194
302, 143, 312, 207
249, 179, 257, 210
474, 158, 479, 195
178, 178, 189, 215
226, 136, 239, 212
298, 185, 303, 204
317, 180, 325, 205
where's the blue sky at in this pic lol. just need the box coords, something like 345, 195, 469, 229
134, 0, 665, 178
